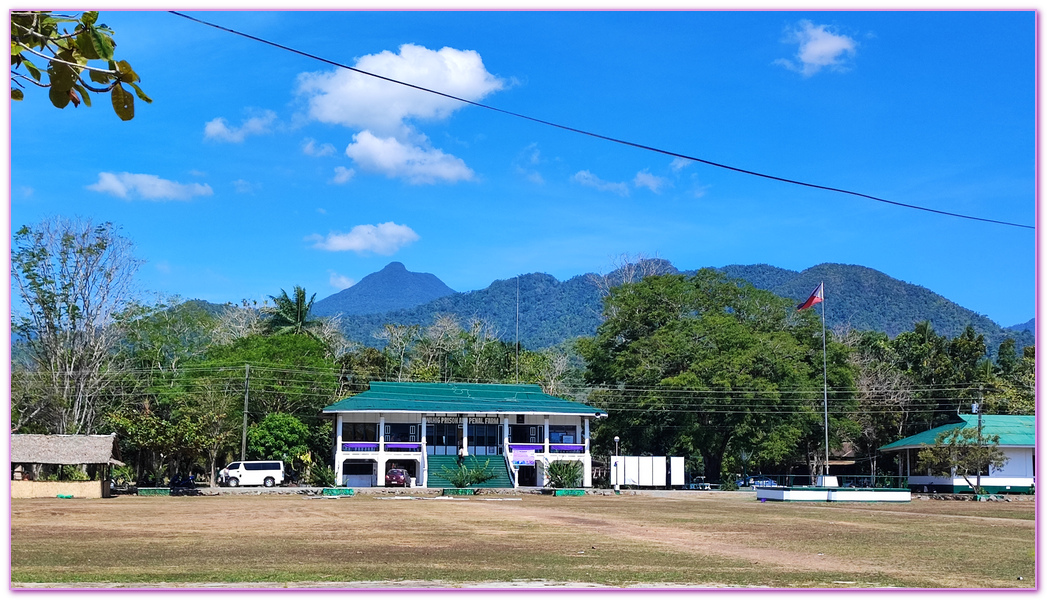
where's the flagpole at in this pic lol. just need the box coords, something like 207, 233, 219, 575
820, 281, 829, 476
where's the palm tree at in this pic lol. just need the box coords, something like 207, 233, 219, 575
264, 286, 318, 337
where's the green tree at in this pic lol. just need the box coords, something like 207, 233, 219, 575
247, 413, 311, 475
916, 427, 1009, 494
264, 286, 318, 337
580, 270, 848, 483
10, 11, 151, 119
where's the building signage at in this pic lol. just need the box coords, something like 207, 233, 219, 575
512, 449, 536, 466
428, 416, 501, 425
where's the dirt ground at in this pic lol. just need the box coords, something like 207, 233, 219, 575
10, 490, 1036, 589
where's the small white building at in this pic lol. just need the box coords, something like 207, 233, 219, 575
322, 382, 607, 488
879, 414, 1035, 493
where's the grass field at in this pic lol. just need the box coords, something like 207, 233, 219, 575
10, 491, 1036, 589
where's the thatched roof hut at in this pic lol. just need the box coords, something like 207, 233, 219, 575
11, 434, 123, 466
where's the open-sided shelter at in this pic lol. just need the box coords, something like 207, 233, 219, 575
11, 434, 124, 498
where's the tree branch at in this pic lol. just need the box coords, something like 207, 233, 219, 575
13, 43, 120, 76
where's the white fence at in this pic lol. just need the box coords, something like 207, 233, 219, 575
610, 456, 685, 487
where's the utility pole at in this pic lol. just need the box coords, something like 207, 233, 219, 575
974, 400, 983, 495
241, 364, 250, 461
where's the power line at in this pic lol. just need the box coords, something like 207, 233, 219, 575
168, 11, 1034, 231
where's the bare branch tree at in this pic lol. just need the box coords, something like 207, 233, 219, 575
11, 218, 141, 434
212, 300, 265, 346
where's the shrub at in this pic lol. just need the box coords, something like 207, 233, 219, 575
309, 464, 336, 487
44, 465, 91, 481
439, 459, 495, 488
546, 460, 583, 488
719, 479, 739, 491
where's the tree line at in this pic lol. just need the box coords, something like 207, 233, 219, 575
10, 218, 1034, 486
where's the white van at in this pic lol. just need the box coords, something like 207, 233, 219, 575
220, 461, 285, 487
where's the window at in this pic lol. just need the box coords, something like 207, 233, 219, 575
468, 424, 499, 448
342, 422, 377, 441
426, 424, 458, 447
386, 423, 419, 442
549, 425, 576, 444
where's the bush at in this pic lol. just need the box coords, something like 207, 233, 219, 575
439, 460, 495, 488
546, 460, 583, 488
309, 464, 336, 487
719, 479, 739, 491
44, 465, 91, 481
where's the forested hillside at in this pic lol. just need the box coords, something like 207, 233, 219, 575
333, 261, 1032, 354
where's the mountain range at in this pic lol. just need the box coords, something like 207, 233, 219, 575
313, 261, 1034, 354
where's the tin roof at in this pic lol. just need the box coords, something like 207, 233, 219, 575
323, 382, 606, 417
879, 415, 1035, 451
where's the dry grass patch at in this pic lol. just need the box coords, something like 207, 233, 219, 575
11, 493, 1034, 589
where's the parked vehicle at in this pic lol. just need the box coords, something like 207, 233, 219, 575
170, 474, 196, 489
735, 476, 777, 488
219, 461, 285, 488
385, 468, 408, 487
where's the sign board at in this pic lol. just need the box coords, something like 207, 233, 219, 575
512, 449, 535, 466
428, 416, 501, 425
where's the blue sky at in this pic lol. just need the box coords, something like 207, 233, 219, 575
9, 10, 1037, 328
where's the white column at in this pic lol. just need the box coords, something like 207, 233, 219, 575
462, 417, 469, 457
583, 418, 591, 488
378, 415, 386, 486
503, 417, 510, 454
421, 416, 428, 487
544, 416, 550, 455
335, 414, 343, 486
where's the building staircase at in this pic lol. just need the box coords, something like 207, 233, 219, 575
425, 455, 514, 488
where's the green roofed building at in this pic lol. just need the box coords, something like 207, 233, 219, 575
879, 414, 1035, 493
322, 382, 607, 489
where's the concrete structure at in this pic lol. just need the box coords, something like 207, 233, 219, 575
322, 382, 607, 488
879, 414, 1035, 494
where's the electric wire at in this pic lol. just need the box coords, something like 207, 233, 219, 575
167, 10, 1034, 231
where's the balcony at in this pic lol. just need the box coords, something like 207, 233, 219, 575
507, 443, 587, 455
340, 442, 422, 453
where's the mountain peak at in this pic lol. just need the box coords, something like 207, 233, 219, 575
312, 263, 456, 317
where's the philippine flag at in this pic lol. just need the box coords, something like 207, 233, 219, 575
797, 282, 824, 311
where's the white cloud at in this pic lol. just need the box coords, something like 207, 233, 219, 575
345, 131, 473, 184
87, 172, 214, 201
775, 20, 857, 77
307, 221, 420, 255
572, 170, 629, 197
634, 169, 670, 193
670, 157, 692, 172
204, 110, 277, 143
331, 166, 356, 184
513, 143, 545, 184
232, 179, 257, 194
329, 271, 356, 290
302, 138, 336, 157
296, 44, 504, 135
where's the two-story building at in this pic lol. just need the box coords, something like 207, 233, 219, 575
322, 382, 607, 488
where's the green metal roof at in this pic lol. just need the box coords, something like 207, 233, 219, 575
879, 415, 1035, 451
322, 382, 607, 417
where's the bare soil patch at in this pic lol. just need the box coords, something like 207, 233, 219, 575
10, 492, 1035, 589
